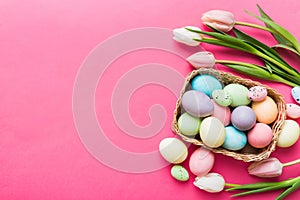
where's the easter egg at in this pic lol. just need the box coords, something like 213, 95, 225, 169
248, 123, 273, 148
222, 126, 247, 151
252, 96, 278, 124
224, 84, 251, 107
181, 90, 214, 117
200, 117, 226, 148
189, 148, 215, 176
277, 120, 300, 148
159, 138, 188, 164
171, 165, 189, 181
231, 106, 256, 131
212, 89, 232, 107
211, 100, 231, 126
178, 113, 201, 136
292, 86, 300, 104
248, 86, 267, 101
286, 104, 300, 119
191, 74, 222, 97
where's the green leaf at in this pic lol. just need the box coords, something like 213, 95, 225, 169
246, 9, 300, 53
276, 179, 300, 200
274, 70, 300, 85
223, 63, 297, 86
257, 4, 293, 46
233, 27, 293, 71
273, 44, 300, 56
205, 24, 226, 35
187, 28, 259, 54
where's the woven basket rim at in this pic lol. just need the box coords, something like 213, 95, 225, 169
172, 68, 286, 162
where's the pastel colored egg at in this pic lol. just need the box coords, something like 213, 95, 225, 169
292, 86, 300, 104
252, 96, 278, 124
189, 148, 215, 176
191, 74, 222, 97
171, 165, 189, 181
178, 113, 202, 136
286, 104, 300, 119
277, 120, 300, 148
211, 100, 231, 126
248, 123, 273, 148
248, 86, 267, 101
212, 89, 232, 107
231, 106, 256, 131
224, 84, 251, 107
181, 90, 214, 117
159, 138, 188, 164
222, 126, 247, 151
200, 117, 226, 148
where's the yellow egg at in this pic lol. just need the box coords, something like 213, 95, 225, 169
277, 120, 300, 148
252, 96, 278, 124
200, 117, 226, 148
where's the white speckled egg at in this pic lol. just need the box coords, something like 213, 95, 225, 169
292, 86, 300, 104
159, 138, 188, 164
286, 104, 300, 119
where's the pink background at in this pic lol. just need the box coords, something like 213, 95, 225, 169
1, 0, 300, 199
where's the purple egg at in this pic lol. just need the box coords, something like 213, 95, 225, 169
231, 106, 256, 131
181, 90, 214, 117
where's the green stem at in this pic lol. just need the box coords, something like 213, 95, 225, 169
235, 21, 276, 33
255, 51, 300, 76
216, 60, 298, 86
282, 158, 300, 167
225, 183, 241, 187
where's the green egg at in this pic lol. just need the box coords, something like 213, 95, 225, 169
178, 113, 202, 136
224, 84, 251, 107
171, 165, 189, 181
212, 89, 232, 107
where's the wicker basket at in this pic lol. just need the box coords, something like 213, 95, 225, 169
172, 68, 286, 162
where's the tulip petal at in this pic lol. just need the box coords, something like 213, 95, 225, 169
201, 10, 234, 32
194, 173, 225, 193
186, 51, 215, 69
248, 157, 283, 178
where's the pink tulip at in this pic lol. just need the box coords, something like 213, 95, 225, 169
186, 51, 216, 69
201, 10, 235, 32
248, 158, 283, 178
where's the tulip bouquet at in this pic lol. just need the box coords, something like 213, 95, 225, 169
173, 5, 300, 86
191, 157, 300, 199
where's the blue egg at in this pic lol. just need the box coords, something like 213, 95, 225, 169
191, 74, 222, 97
222, 126, 247, 151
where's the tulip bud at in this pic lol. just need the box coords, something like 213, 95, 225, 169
201, 10, 235, 32
173, 26, 202, 46
186, 51, 215, 69
193, 173, 225, 193
248, 157, 283, 178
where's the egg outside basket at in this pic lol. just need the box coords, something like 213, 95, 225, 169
172, 68, 286, 162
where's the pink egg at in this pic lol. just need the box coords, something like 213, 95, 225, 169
248, 86, 267, 101
286, 104, 300, 119
189, 147, 215, 176
211, 100, 231, 126
248, 123, 273, 148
